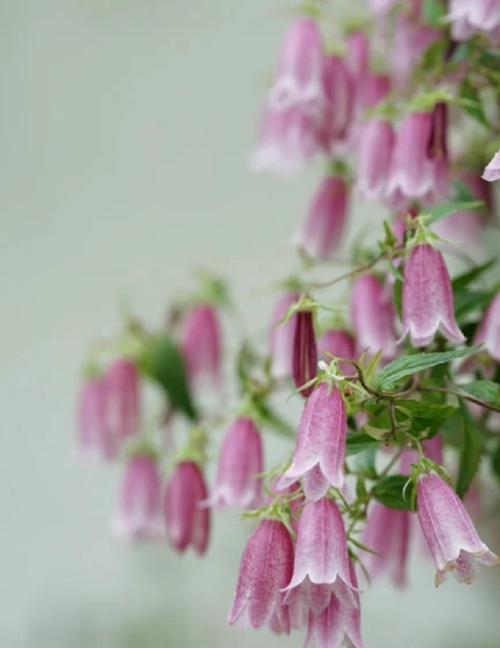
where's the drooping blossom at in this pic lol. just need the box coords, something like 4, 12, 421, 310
207, 417, 264, 509
228, 520, 294, 633
106, 358, 141, 446
346, 31, 370, 114
482, 151, 500, 182
357, 119, 395, 200
269, 292, 299, 379
350, 274, 397, 359
181, 304, 222, 391
296, 176, 349, 260
361, 502, 411, 587
164, 461, 210, 555
292, 310, 318, 397
417, 472, 498, 586
277, 383, 347, 500
474, 293, 500, 362
77, 376, 115, 461
392, 13, 441, 87
319, 56, 354, 152
361, 72, 391, 110
317, 328, 356, 375
446, 0, 500, 42
401, 243, 465, 347
284, 499, 357, 611
304, 561, 363, 648
112, 454, 163, 541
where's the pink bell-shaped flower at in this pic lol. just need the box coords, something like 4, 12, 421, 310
296, 176, 349, 260
304, 561, 363, 648
277, 383, 347, 500
207, 417, 264, 509
77, 376, 116, 461
181, 304, 222, 391
392, 14, 441, 88
350, 274, 397, 359
317, 328, 356, 375
228, 520, 294, 632
357, 119, 395, 200
284, 498, 357, 609
446, 0, 500, 42
474, 293, 500, 362
319, 56, 354, 151
482, 151, 500, 182
361, 502, 411, 587
112, 454, 163, 541
164, 461, 210, 555
401, 243, 465, 347
269, 292, 299, 379
292, 310, 318, 397
106, 358, 141, 445
417, 472, 499, 586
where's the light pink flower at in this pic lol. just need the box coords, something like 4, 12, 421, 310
417, 472, 498, 586
346, 31, 369, 107
392, 15, 441, 87
113, 454, 163, 541
357, 119, 395, 200
292, 310, 318, 397
482, 151, 500, 182
317, 329, 356, 375
269, 292, 299, 379
474, 293, 500, 362
106, 359, 141, 445
228, 520, 294, 632
446, 0, 500, 42
361, 502, 411, 587
164, 461, 210, 555
401, 244, 465, 347
296, 176, 349, 260
350, 274, 397, 359
277, 384, 347, 500
304, 562, 363, 648
400, 436, 444, 475
77, 376, 116, 461
284, 499, 356, 608
368, 0, 396, 14
207, 417, 264, 509
181, 305, 222, 391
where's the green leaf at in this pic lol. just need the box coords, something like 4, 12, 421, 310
455, 289, 497, 320
346, 432, 378, 456
459, 380, 500, 407
395, 399, 458, 419
250, 396, 296, 439
452, 259, 496, 292
375, 347, 480, 391
140, 334, 197, 420
491, 443, 500, 485
393, 277, 403, 320
426, 199, 484, 224
372, 475, 414, 511
459, 80, 489, 127
455, 406, 482, 498
353, 447, 378, 480
423, 0, 446, 27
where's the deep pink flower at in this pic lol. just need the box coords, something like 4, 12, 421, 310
292, 310, 318, 397
106, 359, 141, 445
346, 31, 369, 104
164, 461, 210, 555
417, 472, 498, 586
207, 417, 264, 509
277, 384, 347, 500
474, 293, 500, 362
446, 0, 500, 42
482, 151, 500, 182
113, 454, 163, 541
350, 274, 397, 359
401, 244, 465, 347
228, 520, 294, 632
319, 56, 354, 151
357, 119, 394, 200
268, 18, 325, 116
361, 73, 391, 109
317, 329, 356, 375
296, 176, 349, 260
284, 498, 356, 608
181, 305, 222, 391
304, 562, 363, 648
77, 376, 116, 461
269, 292, 299, 379
361, 502, 411, 587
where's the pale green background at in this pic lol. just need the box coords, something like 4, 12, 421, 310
1, 1, 499, 646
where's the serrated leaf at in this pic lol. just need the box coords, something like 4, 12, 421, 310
452, 259, 496, 292
426, 199, 484, 224
455, 406, 482, 498
375, 347, 480, 391
346, 432, 378, 456
395, 399, 458, 419
372, 475, 414, 511
459, 380, 500, 407
140, 333, 197, 420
